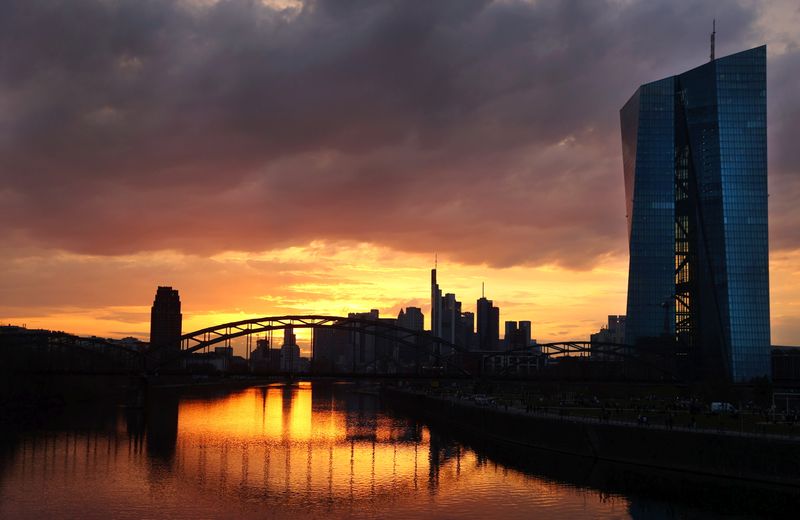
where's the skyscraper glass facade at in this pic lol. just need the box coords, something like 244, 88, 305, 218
621, 46, 770, 382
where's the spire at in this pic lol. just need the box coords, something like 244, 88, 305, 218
482, 282, 485, 298
710, 19, 715, 61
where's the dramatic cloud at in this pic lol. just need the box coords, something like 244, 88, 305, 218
0, 241, 632, 344
3, 0, 796, 269
2, 1, 799, 343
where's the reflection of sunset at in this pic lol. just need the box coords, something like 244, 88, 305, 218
1, 383, 633, 519
288, 382, 312, 441
265, 386, 283, 437
178, 384, 319, 441
169, 384, 631, 515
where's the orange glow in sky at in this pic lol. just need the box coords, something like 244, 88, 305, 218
2, 241, 799, 349
2, 2, 800, 350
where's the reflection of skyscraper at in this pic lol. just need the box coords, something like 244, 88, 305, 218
145, 392, 179, 463
621, 46, 770, 381
149, 286, 182, 354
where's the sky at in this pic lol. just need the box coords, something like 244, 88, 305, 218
1, 0, 799, 348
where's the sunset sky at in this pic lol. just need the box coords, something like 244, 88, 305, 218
1, 0, 799, 347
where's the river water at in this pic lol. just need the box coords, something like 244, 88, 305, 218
0, 382, 780, 519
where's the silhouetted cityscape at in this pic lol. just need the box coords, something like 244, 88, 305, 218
3, 5, 800, 518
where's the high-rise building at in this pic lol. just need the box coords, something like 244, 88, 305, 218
477, 294, 499, 351
280, 326, 301, 372
430, 269, 466, 352
396, 307, 425, 366
459, 311, 477, 350
590, 316, 627, 345
621, 45, 770, 382
349, 309, 379, 368
441, 293, 461, 347
149, 286, 182, 354
518, 321, 532, 347
431, 268, 442, 337
397, 307, 424, 332
251, 338, 280, 372
504, 321, 531, 350
590, 316, 626, 361
504, 321, 517, 345
312, 326, 351, 372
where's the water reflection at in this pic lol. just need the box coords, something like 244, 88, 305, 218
172, 383, 437, 506
0, 382, 777, 519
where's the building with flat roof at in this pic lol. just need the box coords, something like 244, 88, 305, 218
149, 286, 182, 357
621, 45, 770, 381
477, 294, 499, 351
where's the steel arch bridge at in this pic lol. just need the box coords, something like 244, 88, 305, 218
5, 319, 677, 379
0, 330, 146, 373
482, 340, 678, 379
155, 315, 470, 374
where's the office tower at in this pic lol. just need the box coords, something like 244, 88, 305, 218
590, 316, 627, 345
504, 321, 530, 350
430, 269, 464, 354
397, 307, 424, 332
280, 326, 301, 372
477, 291, 499, 351
349, 310, 380, 368
396, 307, 424, 366
459, 311, 477, 350
312, 325, 351, 372
621, 45, 770, 381
590, 315, 626, 361
441, 293, 461, 346
149, 286, 182, 354
504, 321, 517, 344
430, 268, 442, 337
250, 338, 277, 372
519, 321, 532, 347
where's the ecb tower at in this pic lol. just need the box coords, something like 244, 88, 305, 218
621, 45, 770, 382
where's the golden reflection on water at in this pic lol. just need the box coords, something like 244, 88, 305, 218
175, 383, 437, 501
172, 383, 623, 513
0, 382, 634, 520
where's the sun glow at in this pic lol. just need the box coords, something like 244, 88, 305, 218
3, 242, 800, 348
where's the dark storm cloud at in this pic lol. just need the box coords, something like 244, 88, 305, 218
0, 0, 794, 268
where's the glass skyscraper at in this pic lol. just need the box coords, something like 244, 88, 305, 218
620, 46, 770, 382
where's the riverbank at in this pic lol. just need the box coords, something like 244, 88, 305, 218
382, 386, 800, 487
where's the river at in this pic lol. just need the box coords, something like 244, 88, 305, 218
0, 381, 775, 518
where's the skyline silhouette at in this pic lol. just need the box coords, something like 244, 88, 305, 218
1, 1, 799, 345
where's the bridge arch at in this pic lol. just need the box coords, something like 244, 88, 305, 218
1, 330, 145, 373
484, 341, 677, 379
165, 315, 470, 375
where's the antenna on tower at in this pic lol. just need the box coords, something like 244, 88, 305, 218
710, 19, 716, 61
482, 282, 485, 298
434, 252, 438, 269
